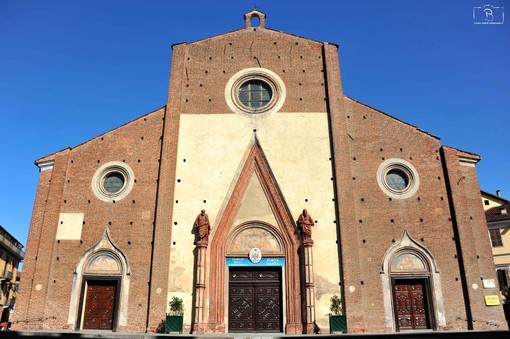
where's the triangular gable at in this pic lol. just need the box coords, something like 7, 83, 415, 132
231, 172, 279, 229
211, 135, 296, 241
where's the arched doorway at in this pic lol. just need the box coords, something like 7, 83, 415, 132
226, 222, 286, 333
68, 229, 130, 331
390, 251, 433, 330
79, 251, 122, 330
381, 230, 446, 332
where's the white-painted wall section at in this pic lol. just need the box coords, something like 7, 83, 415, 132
168, 111, 341, 329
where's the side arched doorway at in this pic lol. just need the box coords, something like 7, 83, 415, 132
79, 252, 123, 330
390, 252, 434, 330
68, 229, 130, 331
381, 230, 446, 332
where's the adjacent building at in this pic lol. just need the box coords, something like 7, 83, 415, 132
486, 203, 510, 291
0, 226, 24, 327
15, 10, 507, 334
483, 191, 510, 293
482, 190, 509, 211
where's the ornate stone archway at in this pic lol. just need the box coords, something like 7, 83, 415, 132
68, 228, 130, 330
380, 229, 445, 331
200, 137, 305, 334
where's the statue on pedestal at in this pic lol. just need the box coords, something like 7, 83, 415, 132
194, 209, 211, 243
297, 209, 314, 241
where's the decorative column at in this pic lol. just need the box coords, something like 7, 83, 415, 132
192, 209, 211, 333
297, 209, 316, 333
192, 240, 207, 333
303, 238, 316, 333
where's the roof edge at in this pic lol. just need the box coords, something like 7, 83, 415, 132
442, 145, 481, 162
481, 190, 509, 203
344, 96, 440, 140
34, 105, 167, 166
181, 25, 327, 47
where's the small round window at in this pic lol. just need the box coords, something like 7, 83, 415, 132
238, 80, 273, 109
92, 162, 134, 202
225, 68, 286, 115
377, 159, 419, 199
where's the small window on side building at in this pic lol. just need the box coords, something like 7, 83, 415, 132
489, 228, 503, 247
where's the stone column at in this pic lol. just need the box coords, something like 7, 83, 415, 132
192, 241, 207, 333
303, 239, 316, 333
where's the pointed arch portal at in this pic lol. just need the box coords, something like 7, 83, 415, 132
204, 137, 304, 334
68, 229, 130, 331
381, 229, 446, 332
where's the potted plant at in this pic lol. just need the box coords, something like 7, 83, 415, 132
329, 295, 347, 333
165, 296, 184, 333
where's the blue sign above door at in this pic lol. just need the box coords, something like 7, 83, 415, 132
226, 257, 285, 267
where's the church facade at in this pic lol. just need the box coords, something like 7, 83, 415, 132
15, 11, 506, 334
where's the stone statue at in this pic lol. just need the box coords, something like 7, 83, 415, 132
194, 209, 211, 242
297, 209, 314, 241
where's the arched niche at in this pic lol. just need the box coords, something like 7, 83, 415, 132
227, 222, 284, 256
390, 251, 429, 274
84, 251, 122, 275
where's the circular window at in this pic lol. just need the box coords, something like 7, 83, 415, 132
238, 80, 273, 109
225, 68, 286, 115
102, 171, 126, 194
385, 168, 409, 192
376, 159, 419, 199
92, 161, 134, 202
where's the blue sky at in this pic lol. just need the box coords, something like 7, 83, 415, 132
1, 0, 508, 254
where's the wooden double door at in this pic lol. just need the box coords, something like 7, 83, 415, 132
82, 280, 118, 330
393, 278, 432, 331
228, 267, 282, 333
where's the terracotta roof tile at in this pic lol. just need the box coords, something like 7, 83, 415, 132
486, 202, 510, 222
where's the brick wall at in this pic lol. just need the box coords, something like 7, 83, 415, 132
16, 108, 165, 331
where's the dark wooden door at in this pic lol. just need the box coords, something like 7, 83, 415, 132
82, 280, 117, 330
394, 279, 430, 330
229, 267, 282, 332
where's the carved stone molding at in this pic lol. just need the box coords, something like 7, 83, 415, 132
206, 137, 302, 333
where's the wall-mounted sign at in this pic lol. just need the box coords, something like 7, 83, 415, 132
482, 279, 496, 289
249, 247, 262, 264
226, 257, 285, 267
484, 295, 500, 306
